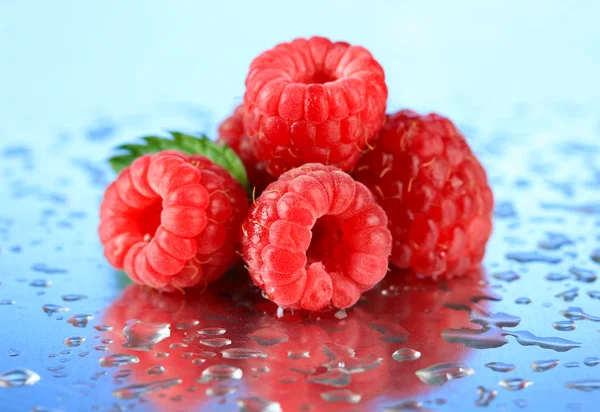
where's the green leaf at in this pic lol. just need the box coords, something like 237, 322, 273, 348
108, 132, 250, 191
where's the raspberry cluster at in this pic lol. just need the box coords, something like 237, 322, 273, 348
100, 36, 493, 311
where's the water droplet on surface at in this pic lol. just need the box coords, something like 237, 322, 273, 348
197, 327, 226, 335
584, 357, 600, 366
121, 320, 170, 351
67, 314, 93, 328
200, 364, 242, 381
546, 273, 571, 281
556, 288, 579, 302
221, 348, 267, 359
415, 363, 475, 386
320, 389, 361, 404
368, 319, 409, 342
532, 359, 560, 372
442, 325, 509, 349
383, 400, 433, 411
552, 320, 576, 331
564, 362, 580, 368
248, 328, 289, 347
506, 251, 562, 264
236, 396, 282, 411
499, 378, 533, 391
61, 294, 87, 302
175, 319, 199, 330
475, 386, 497, 407
591, 249, 600, 264
485, 362, 515, 373
279, 375, 297, 384
538, 233, 573, 250
154, 352, 169, 358
492, 271, 520, 282
560, 306, 600, 321
112, 378, 182, 399
505, 330, 582, 351
30, 279, 52, 287
99, 354, 139, 367
0, 369, 40, 388
169, 342, 188, 350
0, 300, 15, 305
515, 297, 532, 305
564, 379, 600, 392
113, 369, 133, 379
43, 304, 69, 315
569, 267, 597, 283
94, 324, 113, 332
307, 368, 351, 387
63, 336, 85, 347
192, 358, 206, 365
147, 365, 165, 375
206, 383, 238, 396
392, 348, 421, 362
8, 348, 21, 357
588, 290, 600, 300
288, 350, 310, 359
199, 337, 231, 347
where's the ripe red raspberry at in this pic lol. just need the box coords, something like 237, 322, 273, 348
243, 36, 387, 177
99, 151, 248, 291
241, 163, 392, 310
353, 110, 494, 278
217, 104, 275, 193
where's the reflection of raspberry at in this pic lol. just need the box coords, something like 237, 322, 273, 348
217, 105, 274, 193
353, 110, 494, 277
243, 36, 387, 177
241, 163, 392, 310
99, 151, 248, 290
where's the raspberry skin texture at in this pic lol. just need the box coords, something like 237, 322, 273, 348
353, 110, 494, 278
99, 151, 248, 291
243, 36, 388, 177
218, 104, 275, 193
241, 163, 392, 310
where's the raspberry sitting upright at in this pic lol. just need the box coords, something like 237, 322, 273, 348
243, 36, 387, 177
99, 151, 248, 291
353, 110, 494, 278
218, 104, 274, 193
241, 163, 392, 310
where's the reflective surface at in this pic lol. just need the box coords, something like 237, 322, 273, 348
1, 2, 600, 411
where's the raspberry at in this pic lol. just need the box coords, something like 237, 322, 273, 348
218, 104, 275, 193
241, 163, 392, 310
99, 151, 248, 291
353, 110, 494, 278
243, 36, 387, 177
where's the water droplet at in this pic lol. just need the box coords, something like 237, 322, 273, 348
78, 351, 89, 357
200, 364, 243, 381
288, 350, 310, 359
101, 338, 113, 344
588, 290, 600, 300
67, 314, 93, 328
206, 383, 238, 396
290, 367, 317, 375
591, 249, 600, 264
492, 271, 520, 282
415, 363, 474, 386
61, 294, 87, 302
47, 365, 65, 372
154, 352, 169, 358
532, 359, 559, 372
569, 267, 597, 283
0, 300, 15, 305
63, 336, 85, 347
198, 327, 226, 335
43, 304, 69, 315
546, 273, 571, 281
122, 319, 170, 351
506, 251, 561, 264
515, 297, 532, 305
94, 324, 113, 332
307, 368, 351, 387
475, 386, 497, 407
175, 319, 199, 330
552, 320, 576, 331
94, 345, 108, 351
556, 288, 579, 302
560, 306, 600, 321
505, 330, 582, 351
442, 325, 509, 349
30, 279, 52, 287
564, 379, 600, 392
8, 348, 20, 357
248, 328, 289, 347
538, 233, 573, 250
192, 358, 205, 365
584, 357, 600, 366
565, 362, 580, 368
320, 389, 361, 404
0, 369, 40, 388
485, 362, 515, 373
147, 365, 165, 375
392, 348, 421, 362
499, 378, 533, 391
383, 400, 432, 411
169, 343, 188, 350
99, 354, 139, 367
236, 396, 282, 411
199, 338, 231, 347
112, 378, 182, 399
368, 320, 409, 342
221, 348, 267, 360
251, 365, 270, 374
113, 369, 133, 379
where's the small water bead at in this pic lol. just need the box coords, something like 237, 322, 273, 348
99, 354, 139, 367
30, 279, 52, 287
43, 304, 70, 315
0, 300, 15, 305
392, 348, 421, 362
169, 343, 188, 350
122, 320, 170, 351
147, 365, 165, 376
192, 358, 206, 365
415, 363, 475, 386
112, 378, 182, 399
515, 297, 532, 305
492, 271, 520, 282
248, 328, 289, 347
0, 369, 41, 388
8, 348, 21, 357
94, 345, 108, 351
78, 352, 89, 357
320, 389, 361, 404
564, 379, 600, 392
221, 348, 267, 360
288, 350, 310, 359
475, 386, 497, 407
197, 350, 217, 358
200, 364, 242, 381
94, 324, 113, 332
505, 330, 582, 351
587, 290, 600, 300
546, 273, 571, 281
560, 307, 600, 321
499, 378, 533, 391
236, 397, 282, 411
180, 352, 196, 359
505, 251, 562, 264
538, 233, 573, 250
532, 359, 560, 372
485, 362, 516, 373
556, 288, 579, 302
307, 368, 351, 387
552, 320, 576, 331
569, 267, 597, 283
279, 375, 298, 384
63, 336, 85, 347
564, 362, 580, 368
47, 365, 65, 372
175, 319, 199, 330
113, 369, 133, 379
67, 314, 93, 328
206, 384, 238, 396
290, 367, 317, 375
61, 294, 87, 302
584, 357, 600, 366
199, 338, 231, 348
154, 352, 169, 358
197, 327, 226, 336
101, 339, 113, 344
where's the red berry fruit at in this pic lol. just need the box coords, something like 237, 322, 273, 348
241, 163, 392, 310
218, 104, 275, 193
243, 36, 388, 177
353, 110, 494, 278
99, 151, 248, 291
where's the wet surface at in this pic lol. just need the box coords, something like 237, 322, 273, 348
2, 2, 600, 412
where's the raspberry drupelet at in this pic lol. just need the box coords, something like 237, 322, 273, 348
353, 110, 494, 278
243, 36, 387, 177
241, 163, 392, 310
99, 151, 248, 291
